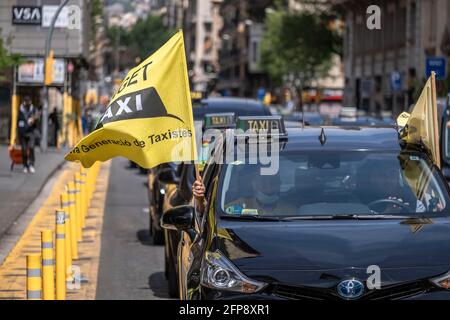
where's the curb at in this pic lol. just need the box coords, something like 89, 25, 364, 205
0, 157, 66, 267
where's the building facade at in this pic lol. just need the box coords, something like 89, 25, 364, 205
158, 0, 222, 94
338, 0, 450, 116
217, 0, 272, 97
0, 0, 93, 143
182, 0, 222, 93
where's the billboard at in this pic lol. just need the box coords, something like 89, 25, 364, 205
12, 6, 42, 25
18, 58, 65, 85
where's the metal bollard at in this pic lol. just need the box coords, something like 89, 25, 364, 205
61, 192, 78, 259
26, 254, 42, 300
67, 181, 82, 241
63, 209, 73, 285
74, 173, 85, 229
80, 172, 88, 220
87, 163, 100, 202
41, 230, 55, 300
60, 196, 73, 264
89, 168, 95, 201
60, 194, 74, 263
55, 210, 66, 300
90, 165, 97, 199
91, 163, 100, 192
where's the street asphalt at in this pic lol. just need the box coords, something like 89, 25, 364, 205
96, 158, 170, 300
0, 144, 65, 238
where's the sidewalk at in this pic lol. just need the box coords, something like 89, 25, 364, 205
0, 161, 110, 300
0, 145, 66, 239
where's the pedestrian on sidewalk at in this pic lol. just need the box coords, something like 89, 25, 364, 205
49, 107, 60, 147
17, 96, 38, 173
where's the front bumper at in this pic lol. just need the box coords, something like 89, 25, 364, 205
404, 291, 450, 300
200, 288, 284, 300
199, 286, 450, 300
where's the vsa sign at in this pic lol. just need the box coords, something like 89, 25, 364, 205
12, 6, 42, 25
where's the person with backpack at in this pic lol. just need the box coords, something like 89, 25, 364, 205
17, 96, 39, 173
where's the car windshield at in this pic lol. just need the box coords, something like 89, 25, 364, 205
219, 151, 450, 217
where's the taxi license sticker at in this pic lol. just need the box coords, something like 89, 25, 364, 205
242, 209, 259, 216
225, 205, 243, 214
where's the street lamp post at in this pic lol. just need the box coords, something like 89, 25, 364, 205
41, 0, 70, 152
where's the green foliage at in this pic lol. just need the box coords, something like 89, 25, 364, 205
107, 14, 175, 64
0, 35, 21, 72
127, 14, 175, 59
91, 0, 103, 34
260, 7, 342, 86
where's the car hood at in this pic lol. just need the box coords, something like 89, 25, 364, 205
214, 217, 450, 285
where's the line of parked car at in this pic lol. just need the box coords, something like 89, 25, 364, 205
145, 97, 450, 300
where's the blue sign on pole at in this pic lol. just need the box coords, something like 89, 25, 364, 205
390, 71, 402, 91
257, 87, 266, 101
426, 57, 446, 80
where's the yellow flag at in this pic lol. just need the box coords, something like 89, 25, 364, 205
65, 31, 197, 168
398, 73, 441, 168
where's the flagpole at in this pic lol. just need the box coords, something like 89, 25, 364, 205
194, 163, 200, 180
430, 71, 441, 168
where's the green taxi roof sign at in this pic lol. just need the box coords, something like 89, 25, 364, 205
235, 116, 287, 137
204, 113, 236, 129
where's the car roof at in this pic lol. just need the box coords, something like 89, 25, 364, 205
282, 126, 401, 151
202, 97, 264, 107
193, 97, 271, 118
284, 112, 325, 120
226, 126, 401, 152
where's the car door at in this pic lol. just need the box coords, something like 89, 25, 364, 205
178, 163, 216, 299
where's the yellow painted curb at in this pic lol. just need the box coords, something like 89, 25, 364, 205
0, 161, 111, 300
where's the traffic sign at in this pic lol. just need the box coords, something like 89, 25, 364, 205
426, 57, 446, 80
390, 71, 402, 91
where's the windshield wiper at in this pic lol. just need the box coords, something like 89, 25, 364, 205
282, 214, 409, 220
333, 214, 409, 220
221, 214, 410, 222
220, 215, 282, 222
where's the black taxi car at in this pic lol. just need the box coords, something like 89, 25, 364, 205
161, 116, 450, 300
160, 112, 244, 297
147, 99, 270, 245
439, 100, 450, 180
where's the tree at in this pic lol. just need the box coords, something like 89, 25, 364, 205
127, 14, 175, 60
0, 36, 21, 70
106, 14, 175, 69
91, 0, 103, 35
260, 2, 342, 108
0, 32, 21, 81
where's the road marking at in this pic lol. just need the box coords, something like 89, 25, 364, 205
0, 161, 111, 300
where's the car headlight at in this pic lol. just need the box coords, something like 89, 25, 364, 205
201, 251, 267, 293
431, 271, 450, 289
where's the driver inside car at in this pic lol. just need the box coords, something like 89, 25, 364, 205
193, 173, 295, 216
356, 162, 426, 214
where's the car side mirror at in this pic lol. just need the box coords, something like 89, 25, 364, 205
157, 168, 178, 185
161, 205, 194, 231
